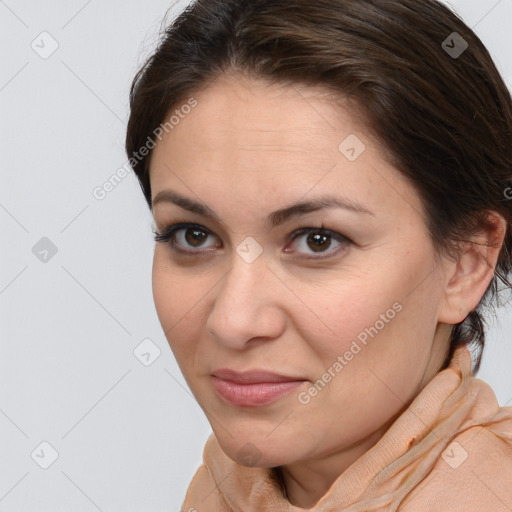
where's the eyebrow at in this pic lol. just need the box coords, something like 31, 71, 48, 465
152, 190, 375, 227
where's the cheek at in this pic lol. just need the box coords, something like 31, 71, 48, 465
151, 250, 202, 360
302, 256, 439, 382
292, 274, 399, 353
315, 277, 442, 414
152, 252, 178, 329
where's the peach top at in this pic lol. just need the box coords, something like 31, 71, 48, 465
181, 345, 512, 511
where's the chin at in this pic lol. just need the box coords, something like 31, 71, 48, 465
215, 432, 297, 468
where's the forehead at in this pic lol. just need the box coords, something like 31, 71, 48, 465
152, 74, 365, 171
149, 73, 420, 221
164, 73, 367, 141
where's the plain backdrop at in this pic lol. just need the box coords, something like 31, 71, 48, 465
1, 0, 511, 510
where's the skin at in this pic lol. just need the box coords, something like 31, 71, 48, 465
149, 71, 506, 508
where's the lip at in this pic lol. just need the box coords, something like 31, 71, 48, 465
211, 369, 307, 407
211, 369, 304, 383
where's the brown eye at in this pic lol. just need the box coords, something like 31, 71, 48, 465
153, 223, 220, 254
183, 227, 209, 247
154, 222, 351, 260
306, 232, 332, 252
286, 227, 351, 259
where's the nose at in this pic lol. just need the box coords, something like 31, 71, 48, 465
206, 250, 286, 350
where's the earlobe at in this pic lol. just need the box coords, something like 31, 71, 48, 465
437, 212, 507, 325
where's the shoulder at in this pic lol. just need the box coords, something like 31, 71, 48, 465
180, 463, 219, 512
180, 433, 232, 512
400, 409, 512, 512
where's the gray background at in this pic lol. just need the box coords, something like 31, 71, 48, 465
1, 0, 511, 510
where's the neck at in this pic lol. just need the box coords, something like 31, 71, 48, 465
278, 325, 452, 508
277, 412, 401, 508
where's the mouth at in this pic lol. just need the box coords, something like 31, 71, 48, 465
210, 369, 307, 407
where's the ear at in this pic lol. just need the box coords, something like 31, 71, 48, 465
438, 211, 508, 324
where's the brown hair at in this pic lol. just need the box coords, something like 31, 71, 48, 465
126, 0, 512, 374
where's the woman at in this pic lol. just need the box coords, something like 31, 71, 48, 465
126, 0, 512, 509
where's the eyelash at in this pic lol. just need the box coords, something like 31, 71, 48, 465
153, 221, 352, 260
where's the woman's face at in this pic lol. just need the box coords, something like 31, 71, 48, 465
149, 73, 452, 469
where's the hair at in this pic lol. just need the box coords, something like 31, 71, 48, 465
126, 0, 512, 374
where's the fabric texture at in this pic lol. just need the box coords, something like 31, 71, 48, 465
181, 345, 512, 511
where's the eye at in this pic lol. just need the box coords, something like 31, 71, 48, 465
153, 223, 219, 254
285, 225, 351, 259
153, 222, 352, 259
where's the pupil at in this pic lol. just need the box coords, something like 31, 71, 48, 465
309, 232, 330, 252
186, 229, 207, 247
